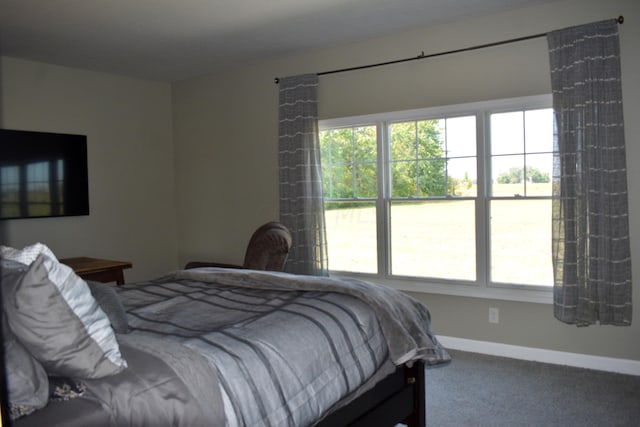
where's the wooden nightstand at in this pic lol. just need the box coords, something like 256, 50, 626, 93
60, 257, 132, 285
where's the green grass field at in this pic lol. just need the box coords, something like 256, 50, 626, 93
325, 184, 553, 286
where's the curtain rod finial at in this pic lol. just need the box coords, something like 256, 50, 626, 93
274, 77, 280, 84
617, 15, 624, 24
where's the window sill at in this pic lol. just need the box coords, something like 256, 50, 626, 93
330, 273, 553, 305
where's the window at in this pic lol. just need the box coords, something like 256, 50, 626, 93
319, 95, 554, 297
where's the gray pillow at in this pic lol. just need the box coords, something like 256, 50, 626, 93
3, 253, 127, 378
86, 280, 130, 334
2, 265, 50, 420
3, 318, 49, 420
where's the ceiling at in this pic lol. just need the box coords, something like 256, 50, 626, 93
1, 0, 559, 82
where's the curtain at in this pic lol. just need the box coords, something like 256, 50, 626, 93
548, 19, 632, 326
278, 74, 329, 276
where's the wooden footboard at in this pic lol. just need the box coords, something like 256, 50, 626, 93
315, 361, 425, 427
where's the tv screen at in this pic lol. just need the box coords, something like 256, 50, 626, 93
0, 129, 90, 220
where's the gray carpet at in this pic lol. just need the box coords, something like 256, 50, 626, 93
424, 350, 640, 427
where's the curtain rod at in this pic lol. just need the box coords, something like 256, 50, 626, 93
274, 15, 624, 84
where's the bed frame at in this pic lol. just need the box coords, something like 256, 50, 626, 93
316, 361, 425, 427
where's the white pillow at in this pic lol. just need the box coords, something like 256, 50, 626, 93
1, 242, 58, 265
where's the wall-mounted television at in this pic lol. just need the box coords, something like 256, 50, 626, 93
0, 129, 90, 220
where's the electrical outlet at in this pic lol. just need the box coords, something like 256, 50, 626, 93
489, 307, 499, 324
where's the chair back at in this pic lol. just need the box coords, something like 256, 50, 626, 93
243, 222, 292, 271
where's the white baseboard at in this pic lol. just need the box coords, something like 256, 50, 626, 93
438, 336, 640, 376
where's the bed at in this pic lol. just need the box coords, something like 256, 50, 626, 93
1, 244, 450, 427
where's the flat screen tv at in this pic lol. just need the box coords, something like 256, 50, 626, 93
0, 129, 90, 220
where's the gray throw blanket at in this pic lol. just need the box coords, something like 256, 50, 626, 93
169, 268, 450, 367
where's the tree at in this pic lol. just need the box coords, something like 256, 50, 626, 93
320, 126, 377, 199
528, 167, 550, 183
497, 167, 524, 184
497, 166, 549, 184
390, 120, 446, 197
320, 120, 447, 200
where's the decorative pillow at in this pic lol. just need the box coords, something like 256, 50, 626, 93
2, 254, 49, 419
3, 252, 127, 378
3, 313, 49, 420
86, 280, 130, 334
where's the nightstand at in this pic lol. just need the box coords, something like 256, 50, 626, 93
59, 257, 132, 285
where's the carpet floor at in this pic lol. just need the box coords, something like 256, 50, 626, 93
424, 350, 640, 427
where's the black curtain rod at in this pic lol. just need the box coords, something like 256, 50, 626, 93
274, 15, 624, 84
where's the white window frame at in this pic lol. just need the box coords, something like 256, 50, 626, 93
320, 95, 553, 304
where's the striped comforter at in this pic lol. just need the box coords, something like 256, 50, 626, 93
116, 268, 449, 427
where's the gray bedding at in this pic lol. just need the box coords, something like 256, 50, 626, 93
15, 268, 449, 427
15, 335, 219, 427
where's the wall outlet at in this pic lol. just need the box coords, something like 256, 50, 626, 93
489, 307, 499, 324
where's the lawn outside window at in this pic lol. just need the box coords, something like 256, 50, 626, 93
319, 95, 555, 303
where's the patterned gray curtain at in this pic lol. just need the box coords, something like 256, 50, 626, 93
278, 74, 329, 276
548, 19, 632, 326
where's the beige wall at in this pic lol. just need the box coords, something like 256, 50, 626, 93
173, 0, 640, 360
0, 57, 178, 281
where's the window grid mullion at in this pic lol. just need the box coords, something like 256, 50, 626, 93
351, 128, 357, 198
477, 111, 490, 288
444, 118, 450, 196
378, 121, 390, 277
522, 111, 528, 197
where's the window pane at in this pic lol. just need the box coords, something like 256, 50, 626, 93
390, 120, 448, 198
324, 165, 353, 198
448, 157, 477, 197
526, 153, 553, 196
445, 116, 476, 157
417, 119, 445, 158
320, 126, 377, 200
492, 154, 525, 196
525, 109, 554, 153
391, 160, 415, 198
491, 199, 553, 286
491, 108, 554, 198
417, 159, 446, 196
320, 128, 350, 164
324, 201, 377, 273
491, 111, 523, 155
354, 126, 377, 162
390, 122, 417, 159
391, 200, 475, 280
355, 163, 377, 197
